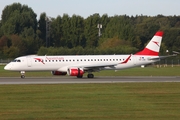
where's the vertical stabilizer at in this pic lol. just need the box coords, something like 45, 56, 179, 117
135, 31, 163, 56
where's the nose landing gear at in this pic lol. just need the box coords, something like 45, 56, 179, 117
20, 71, 25, 79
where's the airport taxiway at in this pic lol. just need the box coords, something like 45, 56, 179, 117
0, 76, 180, 84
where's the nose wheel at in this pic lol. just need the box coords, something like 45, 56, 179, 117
21, 75, 25, 78
20, 71, 25, 79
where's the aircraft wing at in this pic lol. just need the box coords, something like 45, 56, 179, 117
68, 63, 119, 72
71, 63, 117, 68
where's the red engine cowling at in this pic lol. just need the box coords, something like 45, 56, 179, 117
51, 71, 67, 75
67, 68, 84, 76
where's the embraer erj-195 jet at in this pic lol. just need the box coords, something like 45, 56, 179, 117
4, 31, 172, 78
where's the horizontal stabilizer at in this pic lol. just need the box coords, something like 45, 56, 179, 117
148, 54, 177, 60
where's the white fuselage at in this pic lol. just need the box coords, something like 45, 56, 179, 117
4, 54, 159, 72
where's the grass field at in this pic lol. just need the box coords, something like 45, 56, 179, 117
0, 83, 180, 120
0, 65, 180, 119
1, 65, 180, 77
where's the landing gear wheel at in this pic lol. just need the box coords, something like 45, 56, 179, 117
20, 71, 25, 79
87, 74, 94, 78
21, 75, 25, 79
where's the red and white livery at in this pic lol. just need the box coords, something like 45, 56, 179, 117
4, 31, 171, 78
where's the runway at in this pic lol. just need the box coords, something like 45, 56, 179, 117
0, 76, 180, 84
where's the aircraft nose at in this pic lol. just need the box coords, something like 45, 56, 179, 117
4, 64, 11, 70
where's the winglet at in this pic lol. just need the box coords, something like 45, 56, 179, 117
135, 31, 163, 56
120, 55, 131, 64
155, 31, 163, 36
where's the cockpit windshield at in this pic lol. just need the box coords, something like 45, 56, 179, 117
12, 59, 21, 62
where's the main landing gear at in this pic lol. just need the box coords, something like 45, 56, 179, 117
87, 73, 94, 78
20, 71, 25, 79
76, 73, 94, 78
77, 75, 83, 78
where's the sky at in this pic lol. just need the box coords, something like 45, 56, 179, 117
0, 0, 180, 19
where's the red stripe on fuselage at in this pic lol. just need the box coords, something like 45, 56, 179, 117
120, 54, 131, 64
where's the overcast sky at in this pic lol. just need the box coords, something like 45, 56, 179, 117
0, 0, 180, 19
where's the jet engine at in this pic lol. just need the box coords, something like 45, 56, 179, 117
51, 71, 67, 75
67, 67, 84, 77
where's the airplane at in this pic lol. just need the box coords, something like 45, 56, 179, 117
4, 31, 173, 78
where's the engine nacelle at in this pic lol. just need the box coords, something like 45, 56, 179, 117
51, 71, 67, 75
67, 68, 84, 76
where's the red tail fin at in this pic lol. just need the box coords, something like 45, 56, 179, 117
135, 31, 163, 56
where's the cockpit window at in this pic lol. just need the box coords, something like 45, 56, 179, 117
12, 59, 21, 62
12, 60, 16, 62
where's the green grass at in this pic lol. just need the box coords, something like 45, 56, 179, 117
1, 65, 180, 119
1, 65, 180, 77
0, 83, 180, 120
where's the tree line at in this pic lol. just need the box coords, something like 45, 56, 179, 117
0, 3, 180, 59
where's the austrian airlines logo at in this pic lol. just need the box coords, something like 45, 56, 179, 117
34, 58, 45, 64
152, 41, 159, 47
